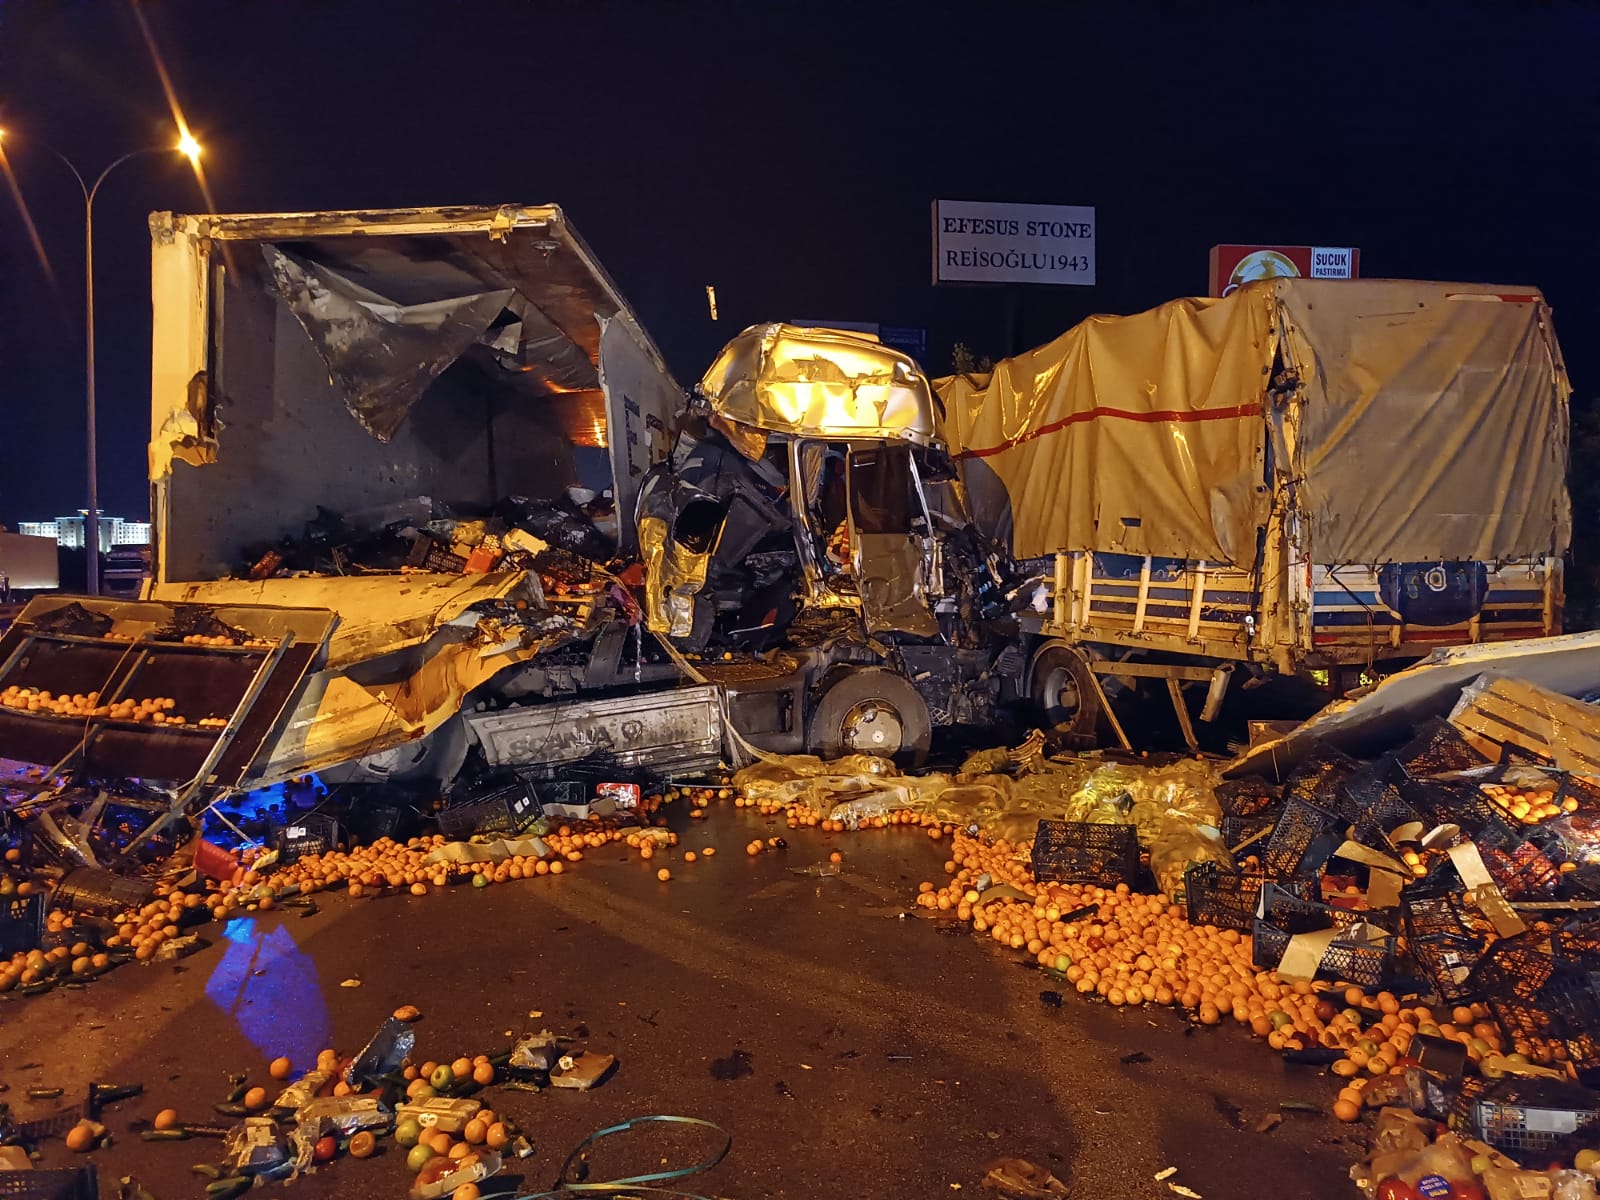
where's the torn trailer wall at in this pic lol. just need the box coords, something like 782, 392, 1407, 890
934, 279, 1571, 569
147, 205, 681, 582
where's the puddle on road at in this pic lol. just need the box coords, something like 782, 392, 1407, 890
204, 918, 331, 1071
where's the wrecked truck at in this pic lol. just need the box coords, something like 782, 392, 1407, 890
0, 204, 723, 864
634, 323, 1039, 764
639, 280, 1571, 759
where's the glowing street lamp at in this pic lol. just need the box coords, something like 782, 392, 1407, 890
0, 128, 204, 592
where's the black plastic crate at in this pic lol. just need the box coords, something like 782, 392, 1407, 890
1478, 826, 1567, 900
1252, 882, 1397, 987
1185, 864, 1312, 932
1475, 934, 1563, 1049
1031, 820, 1141, 888
1544, 968, 1600, 1081
53, 868, 154, 917
1343, 772, 1424, 850
1260, 795, 1342, 878
343, 803, 416, 847
539, 780, 589, 808
1337, 754, 1401, 817
1555, 913, 1600, 971
1397, 718, 1489, 778
1475, 933, 1556, 1003
1403, 893, 1495, 1004
1216, 778, 1281, 819
1400, 777, 1513, 841
1282, 745, 1361, 809
1459, 1078, 1600, 1165
0, 1166, 99, 1200
273, 813, 341, 863
438, 777, 540, 840
1221, 811, 1278, 859
0, 891, 45, 957
1557, 773, 1600, 812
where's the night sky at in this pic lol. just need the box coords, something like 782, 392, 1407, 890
1, 1, 1597, 526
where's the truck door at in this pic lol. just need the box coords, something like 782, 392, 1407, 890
847, 444, 939, 637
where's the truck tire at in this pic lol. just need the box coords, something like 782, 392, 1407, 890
807, 667, 932, 767
1029, 645, 1101, 738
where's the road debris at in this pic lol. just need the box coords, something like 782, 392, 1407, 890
982, 1156, 1068, 1198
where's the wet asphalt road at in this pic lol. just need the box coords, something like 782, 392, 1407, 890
0, 807, 1360, 1199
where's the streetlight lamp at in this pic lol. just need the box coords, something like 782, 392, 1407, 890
0, 128, 202, 594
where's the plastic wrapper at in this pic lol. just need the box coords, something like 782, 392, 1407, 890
1554, 1172, 1600, 1200
1149, 816, 1232, 901
1550, 812, 1600, 864
1064, 760, 1221, 845
347, 1017, 414, 1088
295, 1096, 391, 1139
410, 1151, 501, 1200
735, 749, 1223, 849
272, 1069, 333, 1112
224, 1117, 288, 1174
509, 1030, 560, 1077
957, 745, 1012, 779
1365, 1130, 1479, 1198
733, 753, 897, 797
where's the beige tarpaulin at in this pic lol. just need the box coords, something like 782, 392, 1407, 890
1278, 279, 1570, 564
934, 287, 1275, 564
934, 278, 1570, 569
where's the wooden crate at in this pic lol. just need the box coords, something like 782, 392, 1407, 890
1449, 676, 1600, 774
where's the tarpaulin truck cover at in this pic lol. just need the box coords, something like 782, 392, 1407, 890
934, 279, 1570, 567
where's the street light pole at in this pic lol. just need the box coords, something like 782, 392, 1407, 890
1, 134, 201, 594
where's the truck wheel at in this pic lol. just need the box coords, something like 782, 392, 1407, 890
1029, 645, 1101, 738
807, 668, 932, 767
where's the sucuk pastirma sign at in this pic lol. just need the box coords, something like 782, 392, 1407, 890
933, 199, 1096, 286
1208, 244, 1360, 297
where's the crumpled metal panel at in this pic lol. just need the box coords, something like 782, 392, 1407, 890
484, 292, 602, 395
699, 324, 938, 445
149, 572, 543, 670
853, 529, 938, 637
245, 622, 566, 786
264, 246, 512, 441
637, 509, 711, 638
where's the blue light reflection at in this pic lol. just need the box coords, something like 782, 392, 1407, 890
204, 918, 331, 1072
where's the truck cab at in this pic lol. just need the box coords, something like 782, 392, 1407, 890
637, 325, 1026, 762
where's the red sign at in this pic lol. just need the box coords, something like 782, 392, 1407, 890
1208, 245, 1360, 297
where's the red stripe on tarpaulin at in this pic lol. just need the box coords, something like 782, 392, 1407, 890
955, 403, 1259, 460
1444, 292, 1538, 303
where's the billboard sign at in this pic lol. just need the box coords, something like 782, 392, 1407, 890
933, 200, 1095, 286
1208, 244, 1360, 297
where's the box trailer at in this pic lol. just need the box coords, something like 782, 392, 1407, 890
0, 205, 701, 865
